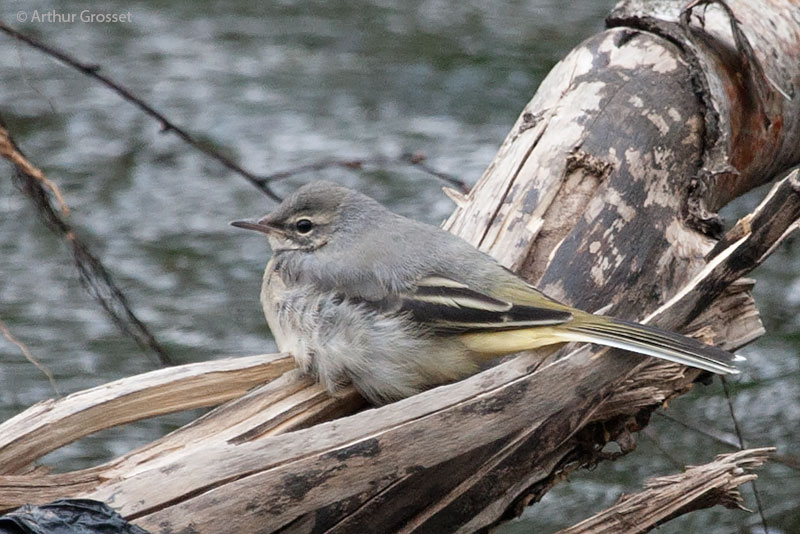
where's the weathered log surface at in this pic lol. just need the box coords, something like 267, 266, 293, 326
555, 447, 775, 534
0, 353, 295, 476
1, 1, 799, 532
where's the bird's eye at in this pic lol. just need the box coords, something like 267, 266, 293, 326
295, 218, 313, 234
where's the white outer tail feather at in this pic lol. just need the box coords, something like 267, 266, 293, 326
560, 330, 741, 375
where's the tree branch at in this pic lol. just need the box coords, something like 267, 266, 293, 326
556, 448, 774, 534
0, 119, 172, 366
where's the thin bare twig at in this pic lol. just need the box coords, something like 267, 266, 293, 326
0, 126, 68, 214
656, 411, 800, 471
640, 427, 684, 470
0, 314, 59, 396
0, 22, 471, 199
0, 20, 280, 201
259, 152, 469, 193
722, 377, 770, 534
0, 118, 172, 367
401, 152, 470, 193
656, 411, 739, 448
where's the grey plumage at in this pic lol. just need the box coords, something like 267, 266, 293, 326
232, 180, 741, 404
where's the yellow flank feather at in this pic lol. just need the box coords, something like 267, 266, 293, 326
458, 326, 569, 357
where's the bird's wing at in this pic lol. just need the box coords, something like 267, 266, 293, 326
399, 275, 573, 334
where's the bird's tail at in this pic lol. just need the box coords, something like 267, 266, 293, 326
563, 315, 743, 375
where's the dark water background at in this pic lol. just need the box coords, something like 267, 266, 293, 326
0, 1, 797, 532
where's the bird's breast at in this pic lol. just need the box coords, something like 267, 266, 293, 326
261, 259, 293, 354
261, 259, 327, 374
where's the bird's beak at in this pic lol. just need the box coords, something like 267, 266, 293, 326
230, 216, 281, 235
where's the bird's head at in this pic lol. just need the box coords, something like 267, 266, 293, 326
231, 180, 372, 253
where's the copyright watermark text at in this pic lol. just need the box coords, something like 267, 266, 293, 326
16, 10, 132, 24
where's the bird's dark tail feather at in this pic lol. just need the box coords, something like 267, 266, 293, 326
566, 316, 742, 375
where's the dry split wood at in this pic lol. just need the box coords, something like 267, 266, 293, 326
556, 447, 775, 534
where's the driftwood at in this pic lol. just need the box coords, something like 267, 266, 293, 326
2, 0, 800, 532
555, 447, 775, 534
0, 353, 295, 475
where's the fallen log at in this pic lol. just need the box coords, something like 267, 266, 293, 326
1, 0, 799, 532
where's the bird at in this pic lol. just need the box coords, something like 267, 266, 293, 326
231, 180, 741, 404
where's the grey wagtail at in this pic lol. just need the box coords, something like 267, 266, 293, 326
232, 181, 741, 404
